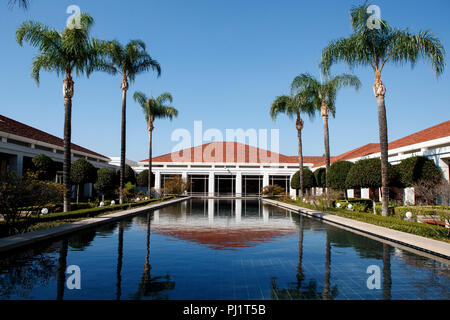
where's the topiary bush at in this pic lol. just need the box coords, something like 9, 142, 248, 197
71, 158, 97, 202
327, 161, 354, 191
137, 169, 148, 187
314, 168, 327, 188
31, 154, 56, 181
291, 168, 316, 191
95, 168, 117, 200
397, 156, 443, 187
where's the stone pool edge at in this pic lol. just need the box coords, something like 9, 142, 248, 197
262, 198, 450, 261
0, 197, 191, 253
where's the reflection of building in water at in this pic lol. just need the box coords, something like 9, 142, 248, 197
150, 200, 297, 250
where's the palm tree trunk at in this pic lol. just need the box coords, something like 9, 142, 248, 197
321, 102, 331, 171
373, 70, 389, 217
147, 124, 153, 197
63, 74, 74, 213
296, 113, 304, 198
56, 239, 68, 300
119, 75, 129, 204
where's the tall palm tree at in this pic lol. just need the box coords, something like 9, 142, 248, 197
16, 14, 106, 212
133, 91, 178, 196
270, 87, 315, 198
103, 40, 161, 204
321, 4, 445, 216
291, 73, 361, 175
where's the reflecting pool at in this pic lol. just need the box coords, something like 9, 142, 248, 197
0, 199, 449, 300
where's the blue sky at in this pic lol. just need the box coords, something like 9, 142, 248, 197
1, 0, 449, 161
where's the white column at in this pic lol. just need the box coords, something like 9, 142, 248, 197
208, 172, 215, 197
404, 187, 415, 205
263, 172, 269, 187
361, 188, 370, 199
155, 171, 161, 190
208, 199, 215, 223
182, 172, 188, 181
153, 209, 160, 223
236, 172, 242, 197
347, 189, 354, 198
289, 173, 296, 199
439, 158, 449, 182
235, 199, 242, 223
262, 204, 269, 223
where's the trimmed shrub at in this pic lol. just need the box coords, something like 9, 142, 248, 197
137, 169, 149, 187
327, 161, 354, 191
397, 156, 443, 187
95, 168, 117, 198
314, 168, 327, 188
71, 158, 97, 202
117, 164, 136, 185
31, 154, 56, 181
291, 168, 316, 190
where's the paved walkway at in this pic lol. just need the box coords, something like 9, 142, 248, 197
263, 199, 450, 260
0, 197, 190, 253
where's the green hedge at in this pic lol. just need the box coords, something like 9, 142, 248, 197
285, 199, 447, 242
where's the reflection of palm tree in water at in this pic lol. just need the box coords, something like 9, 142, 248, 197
382, 244, 392, 300
56, 239, 68, 300
322, 232, 331, 300
116, 222, 124, 300
272, 217, 338, 300
131, 212, 175, 300
296, 214, 304, 290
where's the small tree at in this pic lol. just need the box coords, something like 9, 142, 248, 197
32, 154, 56, 181
314, 168, 327, 189
71, 159, 97, 203
137, 169, 149, 187
95, 168, 117, 201
291, 168, 316, 195
327, 161, 354, 200
398, 156, 443, 187
117, 164, 136, 185
346, 158, 396, 214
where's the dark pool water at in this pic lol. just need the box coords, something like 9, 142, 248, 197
0, 199, 449, 300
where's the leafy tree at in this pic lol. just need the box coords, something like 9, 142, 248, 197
71, 158, 97, 203
291, 168, 316, 193
95, 168, 117, 200
117, 164, 136, 185
17, 13, 107, 212
137, 169, 149, 187
327, 161, 354, 199
345, 158, 396, 214
0, 172, 63, 235
314, 168, 327, 188
397, 156, 443, 187
270, 85, 315, 198
134, 91, 178, 196
31, 154, 55, 181
321, 4, 445, 216
101, 40, 161, 204
291, 73, 360, 173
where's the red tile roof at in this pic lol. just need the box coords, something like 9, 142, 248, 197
143, 141, 324, 164
0, 115, 109, 159
313, 143, 380, 168
388, 120, 450, 150
313, 120, 450, 168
